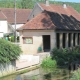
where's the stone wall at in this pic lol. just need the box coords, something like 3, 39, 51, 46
19, 30, 56, 54
0, 60, 16, 77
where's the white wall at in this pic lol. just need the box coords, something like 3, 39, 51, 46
12, 24, 24, 36
19, 30, 56, 54
12, 24, 24, 29
0, 61, 16, 77
0, 20, 8, 33
0, 32, 3, 37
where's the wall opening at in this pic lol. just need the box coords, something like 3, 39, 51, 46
56, 33, 60, 48
78, 33, 79, 45
73, 33, 75, 46
63, 33, 65, 48
43, 35, 50, 52
68, 33, 71, 47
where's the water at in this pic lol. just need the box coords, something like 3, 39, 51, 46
0, 68, 71, 80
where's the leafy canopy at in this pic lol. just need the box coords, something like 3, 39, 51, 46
0, 39, 22, 63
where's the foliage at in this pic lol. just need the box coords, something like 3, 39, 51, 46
0, 39, 22, 63
21, 0, 34, 9
51, 46, 80, 66
11, 36, 14, 42
32, 76, 37, 80
41, 56, 57, 68
0, 0, 80, 13
69, 69, 80, 80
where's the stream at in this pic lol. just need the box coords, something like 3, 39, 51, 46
0, 67, 72, 80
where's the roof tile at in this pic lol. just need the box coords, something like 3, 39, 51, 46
0, 8, 32, 24
17, 11, 80, 31
39, 3, 80, 21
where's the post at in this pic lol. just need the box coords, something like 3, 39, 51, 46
14, 0, 17, 43
60, 33, 63, 48
71, 33, 73, 47
75, 33, 78, 46
65, 33, 68, 48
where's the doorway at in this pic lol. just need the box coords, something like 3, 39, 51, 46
43, 35, 50, 52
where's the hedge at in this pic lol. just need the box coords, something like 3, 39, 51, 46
0, 39, 22, 63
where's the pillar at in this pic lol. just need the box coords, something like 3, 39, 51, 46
75, 33, 78, 46
60, 33, 63, 48
71, 33, 73, 47
65, 33, 68, 48
79, 33, 80, 45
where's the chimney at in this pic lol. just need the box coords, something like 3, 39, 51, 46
63, 4, 67, 8
45, 0, 49, 6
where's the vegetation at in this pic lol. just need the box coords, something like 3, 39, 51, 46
0, 39, 22, 63
51, 46, 80, 66
69, 69, 80, 80
0, 0, 80, 13
41, 56, 57, 68
10, 36, 19, 42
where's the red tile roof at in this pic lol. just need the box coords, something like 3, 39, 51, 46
39, 4, 80, 21
17, 3, 80, 31
0, 8, 32, 24
17, 11, 80, 31
17, 11, 55, 30
0, 10, 7, 20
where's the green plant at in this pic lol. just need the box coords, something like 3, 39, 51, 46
51, 47, 80, 66
11, 36, 15, 42
0, 39, 22, 63
69, 69, 80, 80
41, 57, 57, 68
32, 76, 37, 80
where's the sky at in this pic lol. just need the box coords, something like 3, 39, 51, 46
51, 0, 80, 3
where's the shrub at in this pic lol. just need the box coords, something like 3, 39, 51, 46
0, 39, 22, 63
11, 36, 15, 42
51, 46, 80, 66
69, 69, 80, 80
41, 57, 57, 68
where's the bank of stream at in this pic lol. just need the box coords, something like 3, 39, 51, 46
0, 67, 72, 80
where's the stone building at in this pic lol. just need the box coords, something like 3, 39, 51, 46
17, 0, 80, 54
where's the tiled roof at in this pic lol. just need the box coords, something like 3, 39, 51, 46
17, 11, 80, 31
17, 11, 55, 30
0, 8, 32, 24
0, 10, 7, 20
39, 3, 80, 21
47, 11, 80, 30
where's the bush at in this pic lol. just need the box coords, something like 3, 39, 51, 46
51, 46, 80, 66
0, 39, 22, 63
69, 69, 80, 80
41, 57, 57, 68
11, 36, 15, 42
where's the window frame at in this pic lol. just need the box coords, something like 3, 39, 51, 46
22, 37, 33, 44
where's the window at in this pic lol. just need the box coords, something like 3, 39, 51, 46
23, 37, 33, 44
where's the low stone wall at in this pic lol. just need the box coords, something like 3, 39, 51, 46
0, 60, 16, 77
16, 55, 40, 70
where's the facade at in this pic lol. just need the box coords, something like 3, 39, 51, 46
0, 8, 32, 37
0, 10, 14, 37
17, 0, 80, 54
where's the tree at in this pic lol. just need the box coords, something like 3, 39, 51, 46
21, 0, 33, 9
0, 39, 22, 63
